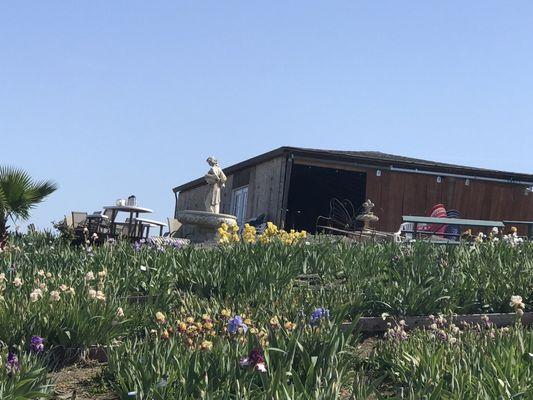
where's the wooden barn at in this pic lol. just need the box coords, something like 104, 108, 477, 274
173, 147, 533, 234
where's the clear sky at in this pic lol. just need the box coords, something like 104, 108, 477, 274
1, 1, 532, 230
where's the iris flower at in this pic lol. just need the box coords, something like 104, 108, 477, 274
30, 336, 45, 353
240, 348, 267, 372
227, 315, 248, 334
310, 307, 330, 326
6, 352, 20, 374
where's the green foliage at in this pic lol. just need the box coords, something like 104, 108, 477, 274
0, 166, 57, 246
0, 166, 57, 220
372, 323, 533, 398
0, 347, 52, 399
0, 233, 531, 398
106, 314, 359, 400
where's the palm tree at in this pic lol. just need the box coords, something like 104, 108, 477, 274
0, 166, 57, 248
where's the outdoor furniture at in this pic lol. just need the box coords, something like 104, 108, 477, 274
64, 214, 74, 228
402, 216, 505, 240
102, 205, 153, 239
316, 198, 359, 233
86, 213, 110, 234
444, 210, 461, 240
71, 212, 87, 228
133, 217, 167, 237
418, 204, 448, 236
166, 218, 182, 238
503, 220, 533, 239
394, 222, 414, 243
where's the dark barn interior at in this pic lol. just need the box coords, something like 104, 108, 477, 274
285, 164, 367, 233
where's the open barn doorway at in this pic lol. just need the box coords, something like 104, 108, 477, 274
285, 163, 367, 233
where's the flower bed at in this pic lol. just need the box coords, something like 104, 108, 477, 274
0, 231, 531, 398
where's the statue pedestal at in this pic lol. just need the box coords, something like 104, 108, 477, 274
176, 210, 237, 243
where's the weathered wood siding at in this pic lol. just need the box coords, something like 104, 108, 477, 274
175, 156, 286, 225
175, 175, 234, 217
246, 156, 286, 224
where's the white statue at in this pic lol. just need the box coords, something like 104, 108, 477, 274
204, 156, 227, 213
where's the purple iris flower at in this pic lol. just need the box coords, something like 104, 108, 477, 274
310, 307, 330, 326
133, 241, 142, 252
228, 315, 248, 334
240, 348, 267, 372
30, 336, 45, 353
6, 352, 20, 374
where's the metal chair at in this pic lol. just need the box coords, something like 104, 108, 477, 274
65, 214, 74, 228
316, 198, 358, 233
165, 218, 182, 238
71, 212, 87, 228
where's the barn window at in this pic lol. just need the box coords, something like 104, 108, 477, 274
231, 186, 248, 226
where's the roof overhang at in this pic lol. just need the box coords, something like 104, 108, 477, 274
173, 146, 533, 193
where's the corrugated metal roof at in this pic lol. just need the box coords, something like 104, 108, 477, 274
173, 146, 533, 192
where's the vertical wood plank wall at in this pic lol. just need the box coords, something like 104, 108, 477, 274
246, 156, 286, 224
175, 175, 234, 217
366, 169, 533, 233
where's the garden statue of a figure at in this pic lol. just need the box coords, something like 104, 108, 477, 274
204, 157, 227, 213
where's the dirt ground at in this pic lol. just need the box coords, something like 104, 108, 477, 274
49, 362, 117, 400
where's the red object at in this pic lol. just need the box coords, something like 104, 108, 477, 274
419, 204, 448, 235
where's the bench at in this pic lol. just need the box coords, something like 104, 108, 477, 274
401, 216, 504, 241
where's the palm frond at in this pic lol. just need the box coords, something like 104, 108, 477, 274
0, 166, 58, 221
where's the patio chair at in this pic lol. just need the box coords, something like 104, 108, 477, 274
394, 222, 414, 243
418, 204, 448, 236
65, 214, 74, 228
94, 209, 113, 234
71, 212, 87, 228
103, 208, 114, 219
444, 210, 461, 240
119, 218, 143, 238
316, 198, 358, 233
165, 218, 182, 238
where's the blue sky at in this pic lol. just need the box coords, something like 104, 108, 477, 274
1, 1, 532, 230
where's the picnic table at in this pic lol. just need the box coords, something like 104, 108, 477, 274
503, 220, 533, 239
103, 205, 153, 238
402, 216, 504, 240
133, 217, 167, 237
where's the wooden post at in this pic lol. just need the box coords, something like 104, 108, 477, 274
280, 153, 293, 230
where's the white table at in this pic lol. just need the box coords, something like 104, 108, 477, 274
134, 217, 167, 237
